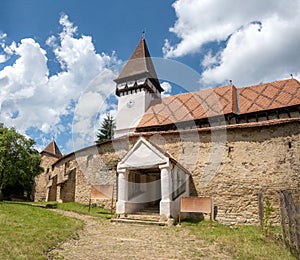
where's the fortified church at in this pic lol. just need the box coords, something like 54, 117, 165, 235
35, 37, 300, 224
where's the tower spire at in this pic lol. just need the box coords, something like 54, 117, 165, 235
114, 37, 163, 96
114, 37, 164, 138
41, 140, 62, 158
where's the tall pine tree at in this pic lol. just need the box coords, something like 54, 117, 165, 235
96, 114, 115, 143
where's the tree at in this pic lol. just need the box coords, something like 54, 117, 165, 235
0, 125, 43, 199
96, 114, 116, 143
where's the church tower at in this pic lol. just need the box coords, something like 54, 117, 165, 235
34, 140, 62, 202
114, 37, 164, 137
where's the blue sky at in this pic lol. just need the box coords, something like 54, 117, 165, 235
0, 1, 176, 67
1, 0, 300, 154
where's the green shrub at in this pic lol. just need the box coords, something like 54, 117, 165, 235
263, 196, 274, 236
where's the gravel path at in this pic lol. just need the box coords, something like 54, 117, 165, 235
47, 210, 231, 260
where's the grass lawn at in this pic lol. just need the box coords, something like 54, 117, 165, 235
0, 201, 295, 259
0, 201, 83, 259
181, 220, 295, 259
30, 201, 113, 219
56, 202, 113, 219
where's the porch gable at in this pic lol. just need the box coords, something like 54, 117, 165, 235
117, 137, 169, 170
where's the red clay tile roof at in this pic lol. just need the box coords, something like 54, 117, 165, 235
238, 78, 300, 114
41, 140, 62, 158
137, 78, 300, 129
138, 84, 238, 128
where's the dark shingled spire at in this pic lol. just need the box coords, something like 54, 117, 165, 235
114, 37, 163, 93
41, 140, 62, 158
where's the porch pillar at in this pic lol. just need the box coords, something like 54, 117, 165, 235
116, 169, 128, 215
45, 187, 49, 202
160, 164, 173, 219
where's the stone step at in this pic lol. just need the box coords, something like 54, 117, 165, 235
111, 218, 166, 226
126, 214, 160, 221
135, 205, 159, 214
133, 210, 159, 216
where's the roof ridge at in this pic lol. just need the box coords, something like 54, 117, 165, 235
241, 78, 298, 90
160, 84, 236, 102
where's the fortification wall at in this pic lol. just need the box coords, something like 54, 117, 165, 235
159, 121, 300, 224
42, 142, 128, 206
36, 120, 300, 224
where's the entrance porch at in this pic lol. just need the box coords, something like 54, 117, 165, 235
116, 137, 190, 222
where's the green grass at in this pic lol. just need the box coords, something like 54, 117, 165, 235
0, 201, 83, 259
31, 201, 113, 219
0, 201, 295, 259
56, 202, 113, 219
181, 220, 295, 259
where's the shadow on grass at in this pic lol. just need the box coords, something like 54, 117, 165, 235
96, 211, 111, 215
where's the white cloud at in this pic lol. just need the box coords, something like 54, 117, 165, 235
72, 91, 106, 146
0, 54, 7, 63
59, 14, 78, 39
0, 14, 120, 153
164, 0, 300, 87
70, 67, 119, 152
201, 51, 219, 69
45, 35, 57, 48
161, 81, 172, 97
3, 41, 17, 55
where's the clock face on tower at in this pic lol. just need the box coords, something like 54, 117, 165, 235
127, 99, 135, 108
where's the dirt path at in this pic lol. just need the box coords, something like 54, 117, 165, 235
47, 210, 232, 260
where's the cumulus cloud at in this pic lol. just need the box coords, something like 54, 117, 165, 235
164, 0, 300, 87
0, 55, 8, 63
0, 14, 119, 153
0, 34, 8, 63
161, 81, 172, 97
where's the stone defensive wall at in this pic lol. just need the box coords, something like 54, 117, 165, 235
36, 118, 300, 224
